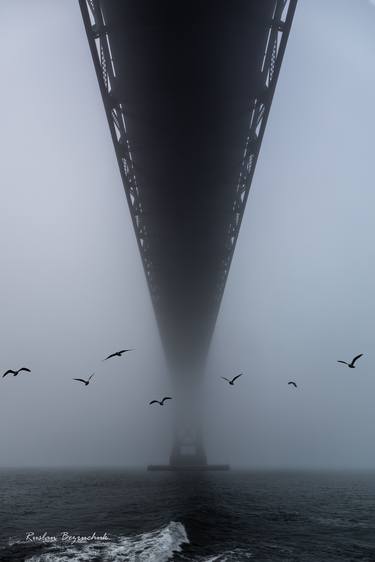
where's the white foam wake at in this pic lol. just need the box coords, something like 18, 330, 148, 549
25, 521, 189, 562
200, 550, 253, 561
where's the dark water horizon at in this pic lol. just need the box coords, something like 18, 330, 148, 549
1, 467, 375, 561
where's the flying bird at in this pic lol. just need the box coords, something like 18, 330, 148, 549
221, 373, 244, 386
73, 374, 94, 386
288, 381, 297, 388
149, 397, 172, 406
337, 354, 363, 368
3, 368, 31, 378
104, 349, 134, 361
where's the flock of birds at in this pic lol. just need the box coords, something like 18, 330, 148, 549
220, 353, 364, 390
72, 349, 134, 386
2, 352, 364, 403
285, 353, 364, 388
1, 348, 170, 406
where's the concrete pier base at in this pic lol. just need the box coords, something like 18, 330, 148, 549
147, 464, 230, 471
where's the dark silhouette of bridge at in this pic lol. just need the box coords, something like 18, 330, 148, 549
80, 0, 297, 469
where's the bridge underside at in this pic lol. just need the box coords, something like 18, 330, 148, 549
80, 0, 296, 468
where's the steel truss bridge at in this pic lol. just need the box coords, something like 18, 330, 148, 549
80, 0, 297, 469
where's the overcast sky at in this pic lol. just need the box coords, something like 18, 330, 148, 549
1, 0, 375, 468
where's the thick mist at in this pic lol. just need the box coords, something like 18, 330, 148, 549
1, 0, 375, 468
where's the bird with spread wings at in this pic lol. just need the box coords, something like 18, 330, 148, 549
3, 368, 31, 378
337, 354, 363, 369
104, 349, 134, 361
73, 374, 95, 386
149, 397, 172, 406
221, 373, 244, 386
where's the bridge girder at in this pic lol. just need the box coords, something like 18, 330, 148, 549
80, 0, 297, 370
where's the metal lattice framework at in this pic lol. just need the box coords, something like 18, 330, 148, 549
80, 0, 297, 359
81, 0, 159, 302
215, 0, 296, 305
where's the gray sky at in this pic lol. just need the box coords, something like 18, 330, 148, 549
1, 0, 375, 468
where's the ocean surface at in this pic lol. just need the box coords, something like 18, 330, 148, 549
0, 469, 375, 561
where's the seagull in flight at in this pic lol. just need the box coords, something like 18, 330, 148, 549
337, 354, 363, 369
221, 373, 244, 386
149, 397, 172, 406
104, 349, 134, 361
73, 374, 94, 386
3, 367, 31, 378
288, 381, 297, 388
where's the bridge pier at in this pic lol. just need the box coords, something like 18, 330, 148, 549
148, 416, 229, 471
169, 425, 207, 467
148, 371, 229, 471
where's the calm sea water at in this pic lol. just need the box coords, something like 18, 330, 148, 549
0, 469, 374, 561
